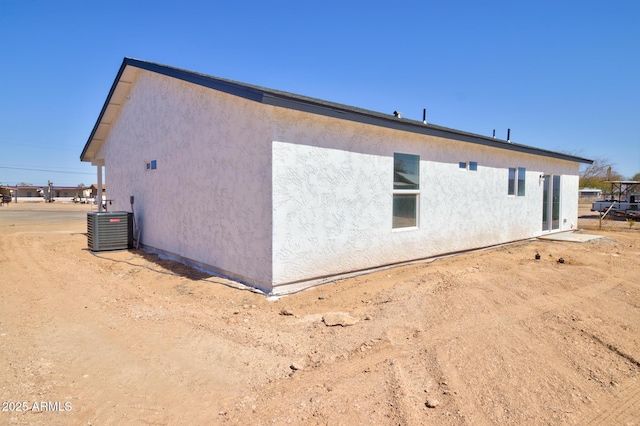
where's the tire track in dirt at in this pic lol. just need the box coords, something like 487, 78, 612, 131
425, 275, 634, 349
387, 360, 418, 425
583, 381, 640, 426
221, 336, 410, 420
254, 271, 636, 424
427, 321, 584, 425
579, 329, 640, 367
225, 325, 448, 424
384, 327, 443, 425
410, 275, 639, 424
231, 324, 460, 424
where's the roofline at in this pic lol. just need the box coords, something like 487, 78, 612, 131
80, 59, 130, 161
81, 57, 593, 165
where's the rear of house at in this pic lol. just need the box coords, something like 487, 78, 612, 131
81, 58, 591, 294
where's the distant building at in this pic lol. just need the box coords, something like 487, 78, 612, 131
8, 185, 87, 202
578, 187, 603, 201
0, 186, 12, 205
89, 184, 105, 198
11, 185, 43, 201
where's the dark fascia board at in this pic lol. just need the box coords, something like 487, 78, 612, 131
127, 58, 265, 103
262, 93, 592, 164
80, 58, 266, 161
81, 57, 593, 165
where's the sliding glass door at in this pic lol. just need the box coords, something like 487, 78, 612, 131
542, 174, 561, 232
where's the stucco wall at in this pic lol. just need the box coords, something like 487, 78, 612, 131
559, 173, 580, 229
94, 67, 581, 294
271, 108, 580, 289
98, 71, 274, 289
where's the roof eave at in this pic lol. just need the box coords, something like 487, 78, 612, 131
80, 59, 131, 162
81, 58, 593, 166
262, 92, 593, 165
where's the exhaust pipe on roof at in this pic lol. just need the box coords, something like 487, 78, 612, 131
507, 128, 511, 143
423, 109, 427, 124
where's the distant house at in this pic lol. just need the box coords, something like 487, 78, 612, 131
9, 185, 85, 202
51, 186, 86, 201
80, 58, 593, 294
11, 185, 44, 201
578, 187, 602, 201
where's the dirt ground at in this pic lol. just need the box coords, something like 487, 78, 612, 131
1, 202, 638, 425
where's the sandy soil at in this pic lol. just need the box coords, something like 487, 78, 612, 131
1, 202, 638, 425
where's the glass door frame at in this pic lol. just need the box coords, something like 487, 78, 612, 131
542, 174, 561, 232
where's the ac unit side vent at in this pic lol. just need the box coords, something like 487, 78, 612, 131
87, 212, 133, 251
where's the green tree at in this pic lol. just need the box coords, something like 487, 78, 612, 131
631, 172, 640, 182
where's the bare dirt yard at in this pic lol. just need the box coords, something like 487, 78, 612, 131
1, 202, 638, 425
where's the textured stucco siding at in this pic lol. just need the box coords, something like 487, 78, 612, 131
559, 173, 580, 229
97, 71, 273, 289
271, 108, 580, 288
93, 67, 581, 293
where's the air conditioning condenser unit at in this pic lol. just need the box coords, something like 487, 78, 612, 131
87, 212, 133, 251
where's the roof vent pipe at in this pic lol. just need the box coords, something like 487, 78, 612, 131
423, 109, 427, 124
507, 128, 511, 143
393, 111, 402, 118
493, 129, 496, 138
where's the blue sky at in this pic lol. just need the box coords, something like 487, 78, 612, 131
1, 0, 638, 187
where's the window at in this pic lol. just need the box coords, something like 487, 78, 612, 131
517, 167, 526, 196
460, 161, 477, 171
508, 167, 526, 196
145, 160, 157, 171
508, 168, 515, 194
393, 153, 419, 228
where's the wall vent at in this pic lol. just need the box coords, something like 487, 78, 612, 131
87, 212, 133, 251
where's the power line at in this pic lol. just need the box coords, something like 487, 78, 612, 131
0, 166, 94, 175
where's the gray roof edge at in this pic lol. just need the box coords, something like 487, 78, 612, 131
262, 92, 593, 164
81, 58, 593, 166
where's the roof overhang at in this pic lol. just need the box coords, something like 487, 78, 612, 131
80, 61, 138, 162
81, 58, 593, 166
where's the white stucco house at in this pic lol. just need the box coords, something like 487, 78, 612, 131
80, 58, 592, 295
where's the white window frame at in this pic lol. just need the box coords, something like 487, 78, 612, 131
517, 167, 526, 196
459, 161, 478, 171
145, 160, 157, 171
392, 153, 420, 230
508, 166, 526, 196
